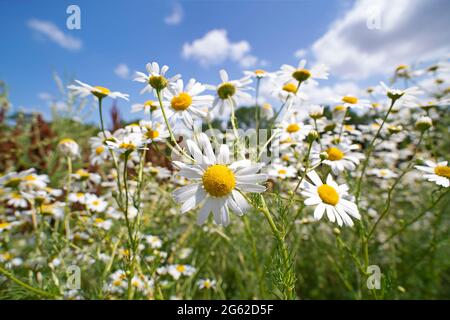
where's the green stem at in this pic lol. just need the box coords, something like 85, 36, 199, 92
355, 98, 397, 203
0, 264, 57, 299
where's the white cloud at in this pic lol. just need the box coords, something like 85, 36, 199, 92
310, 0, 450, 80
182, 29, 260, 68
114, 63, 130, 79
165, 3, 183, 25
28, 18, 82, 51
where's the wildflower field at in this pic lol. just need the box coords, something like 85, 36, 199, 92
0, 1, 450, 301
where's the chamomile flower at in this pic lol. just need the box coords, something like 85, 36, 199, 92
106, 131, 146, 155
278, 59, 329, 85
276, 115, 313, 145
344, 96, 371, 111
134, 61, 181, 94
167, 264, 196, 280
172, 133, 267, 226
208, 69, 253, 116
197, 278, 217, 290
311, 143, 362, 175
367, 168, 398, 179
267, 163, 297, 180
243, 69, 275, 79
145, 235, 162, 249
68, 80, 129, 100
58, 138, 80, 159
131, 100, 158, 115
155, 78, 213, 128
415, 160, 449, 188
301, 170, 360, 227
379, 82, 422, 106
261, 103, 274, 119
85, 194, 108, 213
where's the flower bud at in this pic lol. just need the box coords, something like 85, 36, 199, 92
415, 116, 432, 132
58, 138, 80, 158
306, 130, 319, 143
319, 152, 328, 161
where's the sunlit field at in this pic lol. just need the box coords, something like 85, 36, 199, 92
0, 1, 449, 301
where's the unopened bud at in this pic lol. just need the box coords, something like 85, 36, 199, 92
415, 116, 432, 132
306, 130, 319, 143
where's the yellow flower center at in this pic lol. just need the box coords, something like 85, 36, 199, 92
217, 83, 236, 100
144, 100, 157, 111
91, 86, 110, 99
148, 75, 168, 90
119, 142, 136, 151
318, 184, 339, 206
176, 265, 186, 273
145, 129, 160, 139
0, 222, 11, 229
282, 83, 297, 93
254, 69, 265, 76
263, 103, 272, 110
202, 164, 236, 197
334, 105, 346, 112
326, 147, 344, 161
92, 200, 100, 206
286, 123, 300, 133
95, 146, 105, 155
75, 169, 90, 180
292, 68, 311, 82
396, 64, 408, 72
278, 169, 287, 175
23, 175, 36, 181
171, 92, 192, 111
434, 166, 450, 178
203, 280, 212, 288
281, 154, 290, 161
342, 96, 358, 104
59, 138, 76, 145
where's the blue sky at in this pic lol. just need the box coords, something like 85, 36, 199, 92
0, 0, 449, 123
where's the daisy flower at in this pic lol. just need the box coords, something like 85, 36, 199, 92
267, 163, 297, 180
106, 131, 147, 155
197, 278, 217, 290
208, 69, 253, 115
311, 143, 362, 175
155, 78, 213, 128
131, 100, 158, 115
58, 138, 80, 159
379, 81, 422, 106
415, 160, 449, 188
68, 80, 129, 100
167, 264, 196, 280
276, 113, 313, 145
243, 69, 275, 79
134, 61, 181, 94
85, 194, 108, 213
140, 120, 170, 143
261, 103, 274, 119
172, 133, 267, 226
300, 170, 360, 227
337, 95, 371, 110
145, 235, 162, 249
367, 168, 398, 179
278, 59, 329, 85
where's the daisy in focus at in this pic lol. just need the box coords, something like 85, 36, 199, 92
311, 143, 363, 175
134, 61, 181, 94
415, 160, 449, 188
155, 78, 213, 128
300, 171, 360, 227
207, 69, 253, 115
278, 59, 329, 86
172, 133, 267, 226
